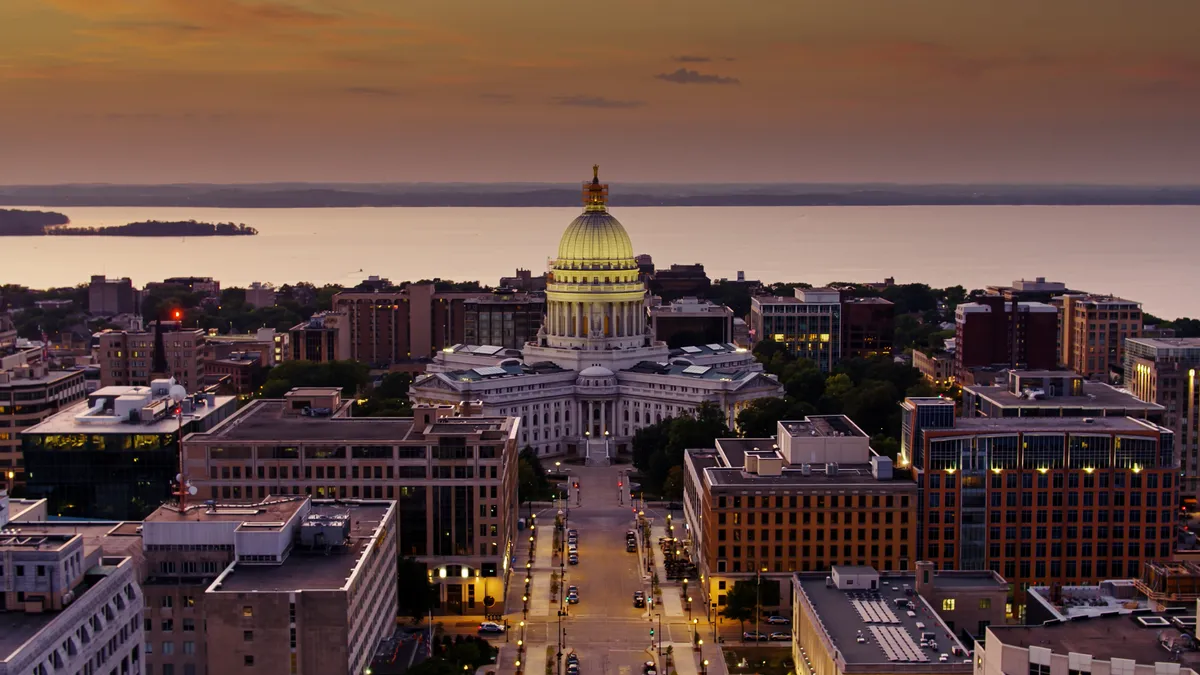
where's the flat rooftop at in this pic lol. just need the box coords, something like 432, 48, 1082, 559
0, 531, 77, 553
990, 614, 1200, 670
623, 360, 758, 382
706, 465, 912, 489
965, 383, 1164, 411
211, 502, 391, 593
951, 416, 1164, 433
781, 416, 867, 438
25, 388, 236, 435
145, 497, 308, 524
0, 368, 82, 388
796, 573, 970, 668
669, 343, 745, 357
192, 400, 415, 441
1128, 337, 1200, 351
0, 562, 127, 662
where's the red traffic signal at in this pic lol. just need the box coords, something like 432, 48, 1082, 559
618, 481, 623, 487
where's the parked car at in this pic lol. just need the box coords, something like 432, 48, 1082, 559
643, 660, 658, 675
770, 632, 792, 641
743, 631, 768, 641
569, 553, 579, 565
566, 654, 579, 666
567, 585, 580, 603
479, 621, 506, 634
627, 541, 637, 552
633, 590, 646, 607
765, 616, 791, 625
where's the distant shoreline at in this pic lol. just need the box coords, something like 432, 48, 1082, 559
2, 184, 1200, 208
0, 210, 258, 236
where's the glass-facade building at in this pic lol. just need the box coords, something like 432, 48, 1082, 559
750, 288, 842, 372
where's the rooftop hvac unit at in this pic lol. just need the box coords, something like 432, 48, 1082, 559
826, 462, 839, 477
801, 463, 812, 477
299, 512, 350, 548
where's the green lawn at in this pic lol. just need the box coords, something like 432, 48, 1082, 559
723, 647, 794, 675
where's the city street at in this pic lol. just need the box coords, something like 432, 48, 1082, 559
497, 462, 727, 675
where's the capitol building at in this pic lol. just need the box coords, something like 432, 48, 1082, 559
408, 168, 782, 458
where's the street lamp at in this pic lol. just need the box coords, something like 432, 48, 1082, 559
702, 659, 710, 675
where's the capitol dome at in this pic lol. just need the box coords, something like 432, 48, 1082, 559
579, 366, 615, 377
553, 165, 636, 269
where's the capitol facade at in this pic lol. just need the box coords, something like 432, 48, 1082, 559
408, 168, 782, 458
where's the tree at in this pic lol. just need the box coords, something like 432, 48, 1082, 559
663, 466, 684, 500
518, 447, 551, 506
720, 580, 758, 632
258, 360, 369, 398
736, 398, 793, 438
396, 557, 437, 624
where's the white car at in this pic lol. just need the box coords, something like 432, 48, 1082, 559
478, 621, 506, 634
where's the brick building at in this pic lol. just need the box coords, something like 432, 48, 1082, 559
900, 396, 1177, 609
953, 297, 1058, 381
1126, 338, 1200, 500
841, 296, 895, 359
684, 417, 915, 610
1052, 293, 1143, 380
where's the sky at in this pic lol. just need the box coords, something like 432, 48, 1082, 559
2, 0, 1199, 184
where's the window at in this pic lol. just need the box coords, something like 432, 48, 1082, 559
161, 596, 173, 609
942, 598, 956, 611
162, 619, 173, 632
1030, 664, 1050, 675
244, 630, 254, 642
979, 598, 992, 610
183, 641, 195, 655
162, 642, 175, 655
242, 606, 253, 617
244, 656, 255, 667
183, 618, 195, 632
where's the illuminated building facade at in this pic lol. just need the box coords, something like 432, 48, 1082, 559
409, 168, 780, 458
750, 288, 842, 371
901, 396, 1177, 612
1126, 337, 1200, 498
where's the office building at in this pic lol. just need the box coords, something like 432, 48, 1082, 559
206, 327, 287, 367
0, 358, 86, 490
647, 296, 734, 348
954, 297, 1058, 381
841, 296, 895, 359
181, 389, 518, 614
462, 289, 546, 350
203, 352, 263, 395
978, 613, 1200, 675
0, 537, 142, 675
334, 285, 543, 367
290, 311, 349, 362
750, 288, 843, 371
913, 351, 955, 387
963, 369, 1164, 422
1053, 293, 1143, 380
683, 417, 916, 610
900, 396, 1177, 608
98, 324, 207, 392
87, 275, 140, 316
792, 565, 976, 675
145, 276, 220, 298
1126, 338, 1200, 499
984, 277, 1071, 303
409, 169, 781, 457
647, 263, 711, 297
20, 379, 237, 518
245, 281, 277, 308
141, 496, 397, 675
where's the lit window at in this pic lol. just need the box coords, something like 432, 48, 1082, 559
979, 598, 991, 609
242, 606, 253, 618
942, 598, 956, 611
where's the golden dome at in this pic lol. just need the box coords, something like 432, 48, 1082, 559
554, 165, 636, 268
556, 211, 635, 266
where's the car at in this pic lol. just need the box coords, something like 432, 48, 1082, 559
627, 542, 637, 552
743, 631, 768, 641
765, 616, 791, 625
569, 554, 579, 565
478, 621, 506, 634
633, 590, 646, 607
567, 665, 580, 675
643, 660, 658, 675
566, 654, 579, 665
770, 632, 792, 641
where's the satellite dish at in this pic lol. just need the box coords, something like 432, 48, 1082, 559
188, 486, 198, 495
169, 385, 187, 403
176, 473, 183, 482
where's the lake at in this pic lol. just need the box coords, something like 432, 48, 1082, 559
1, 205, 1196, 319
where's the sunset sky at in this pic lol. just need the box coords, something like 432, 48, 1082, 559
2, 0, 1199, 184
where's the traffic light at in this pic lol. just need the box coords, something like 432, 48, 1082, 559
618, 481, 623, 487
649, 627, 655, 637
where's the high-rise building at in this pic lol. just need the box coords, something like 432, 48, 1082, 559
206, 327, 287, 367
647, 263, 711, 297
984, 277, 1071, 303
145, 276, 221, 298
409, 169, 781, 458
245, 281, 277, 308
87, 275, 139, 316
141, 496, 397, 675
0, 359, 86, 490
1126, 337, 1200, 499
98, 324, 207, 391
684, 417, 915, 611
841, 296, 895, 359
21, 379, 237, 518
181, 389, 519, 614
900, 396, 1176, 608
647, 296, 734, 348
750, 288, 843, 371
962, 369, 1164, 422
954, 297, 1058, 380
1053, 293, 1143, 380
289, 311, 349, 362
